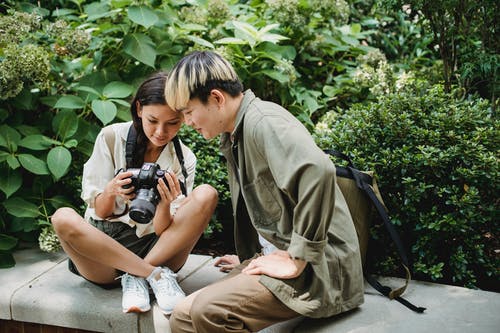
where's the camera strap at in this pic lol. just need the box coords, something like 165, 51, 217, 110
125, 124, 137, 169
172, 135, 188, 196
125, 124, 188, 196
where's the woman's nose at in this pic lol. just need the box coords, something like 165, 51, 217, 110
155, 125, 167, 135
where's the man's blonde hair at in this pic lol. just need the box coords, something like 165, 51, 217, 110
165, 51, 242, 111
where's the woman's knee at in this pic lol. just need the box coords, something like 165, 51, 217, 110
51, 207, 82, 237
191, 184, 218, 211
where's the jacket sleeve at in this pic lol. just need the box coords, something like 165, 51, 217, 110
249, 114, 338, 265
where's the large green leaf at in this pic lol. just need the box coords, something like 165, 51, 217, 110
0, 234, 18, 251
3, 197, 40, 218
92, 100, 117, 125
185, 35, 214, 49
127, 5, 158, 28
0, 166, 22, 198
0, 252, 16, 268
0, 151, 9, 163
103, 81, 134, 99
47, 146, 71, 180
47, 194, 73, 210
123, 33, 157, 67
53, 109, 78, 140
261, 69, 289, 83
6, 155, 20, 169
75, 85, 101, 97
54, 95, 86, 109
18, 154, 50, 175
214, 37, 248, 45
0, 125, 21, 152
19, 134, 59, 150
0, 133, 6, 148
0, 108, 8, 122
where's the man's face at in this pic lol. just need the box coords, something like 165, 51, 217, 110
181, 97, 223, 140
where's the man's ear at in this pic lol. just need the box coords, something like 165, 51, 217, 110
210, 89, 226, 107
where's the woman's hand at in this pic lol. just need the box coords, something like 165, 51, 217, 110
214, 254, 240, 272
242, 250, 307, 279
152, 171, 182, 234
104, 171, 136, 201
94, 171, 135, 219
156, 171, 182, 207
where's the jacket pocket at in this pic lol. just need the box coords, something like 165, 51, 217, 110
243, 177, 282, 226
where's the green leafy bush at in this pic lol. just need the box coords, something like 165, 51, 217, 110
0, 0, 380, 266
314, 80, 499, 290
178, 125, 231, 238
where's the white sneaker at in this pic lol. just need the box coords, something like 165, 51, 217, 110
147, 267, 186, 315
120, 273, 151, 313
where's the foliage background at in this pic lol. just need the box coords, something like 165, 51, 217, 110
0, 0, 497, 291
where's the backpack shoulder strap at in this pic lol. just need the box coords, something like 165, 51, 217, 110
102, 126, 116, 169
326, 149, 426, 313
350, 168, 425, 313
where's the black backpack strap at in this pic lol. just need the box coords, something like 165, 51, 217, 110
351, 169, 426, 313
172, 135, 188, 196
326, 149, 426, 313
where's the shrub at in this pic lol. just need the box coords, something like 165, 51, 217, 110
178, 125, 231, 239
314, 80, 499, 290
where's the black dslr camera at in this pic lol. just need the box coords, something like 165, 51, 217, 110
122, 162, 183, 224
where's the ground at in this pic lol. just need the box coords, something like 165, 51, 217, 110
192, 236, 235, 258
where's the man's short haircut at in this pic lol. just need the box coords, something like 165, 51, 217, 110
165, 51, 243, 111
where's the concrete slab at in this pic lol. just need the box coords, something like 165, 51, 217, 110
0, 248, 66, 320
294, 277, 500, 333
10, 259, 136, 332
5, 248, 499, 333
148, 256, 228, 333
177, 254, 213, 283
150, 257, 306, 333
179, 256, 227, 295
9, 252, 211, 332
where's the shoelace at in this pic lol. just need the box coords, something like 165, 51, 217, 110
154, 270, 183, 295
118, 274, 147, 296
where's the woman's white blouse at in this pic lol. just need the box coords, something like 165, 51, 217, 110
81, 121, 196, 237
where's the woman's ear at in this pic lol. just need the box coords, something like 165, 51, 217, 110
136, 101, 142, 117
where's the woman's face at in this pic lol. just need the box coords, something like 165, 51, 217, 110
138, 103, 183, 148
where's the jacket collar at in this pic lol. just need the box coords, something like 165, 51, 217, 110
221, 89, 256, 149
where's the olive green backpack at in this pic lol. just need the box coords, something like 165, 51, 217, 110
325, 149, 426, 313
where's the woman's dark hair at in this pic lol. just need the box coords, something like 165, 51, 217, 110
129, 72, 168, 167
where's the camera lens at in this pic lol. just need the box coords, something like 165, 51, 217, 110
129, 188, 158, 223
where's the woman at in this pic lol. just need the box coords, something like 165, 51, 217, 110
51, 72, 218, 315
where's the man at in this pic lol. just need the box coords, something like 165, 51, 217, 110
164, 50, 364, 332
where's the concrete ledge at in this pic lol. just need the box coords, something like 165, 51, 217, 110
0, 248, 66, 320
1, 248, 499, 332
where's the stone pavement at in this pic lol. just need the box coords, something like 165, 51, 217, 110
1, 248, 499, 332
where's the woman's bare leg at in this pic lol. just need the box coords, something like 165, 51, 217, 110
144, 184, 218, 271
51, 207, 156, 284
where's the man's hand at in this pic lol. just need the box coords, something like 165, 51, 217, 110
214, 254, 240, 272
241, 250, 307, 279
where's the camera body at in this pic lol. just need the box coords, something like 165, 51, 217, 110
122, 162, 170, 224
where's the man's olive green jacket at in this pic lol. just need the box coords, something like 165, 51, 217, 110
219, 90, 364, 318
